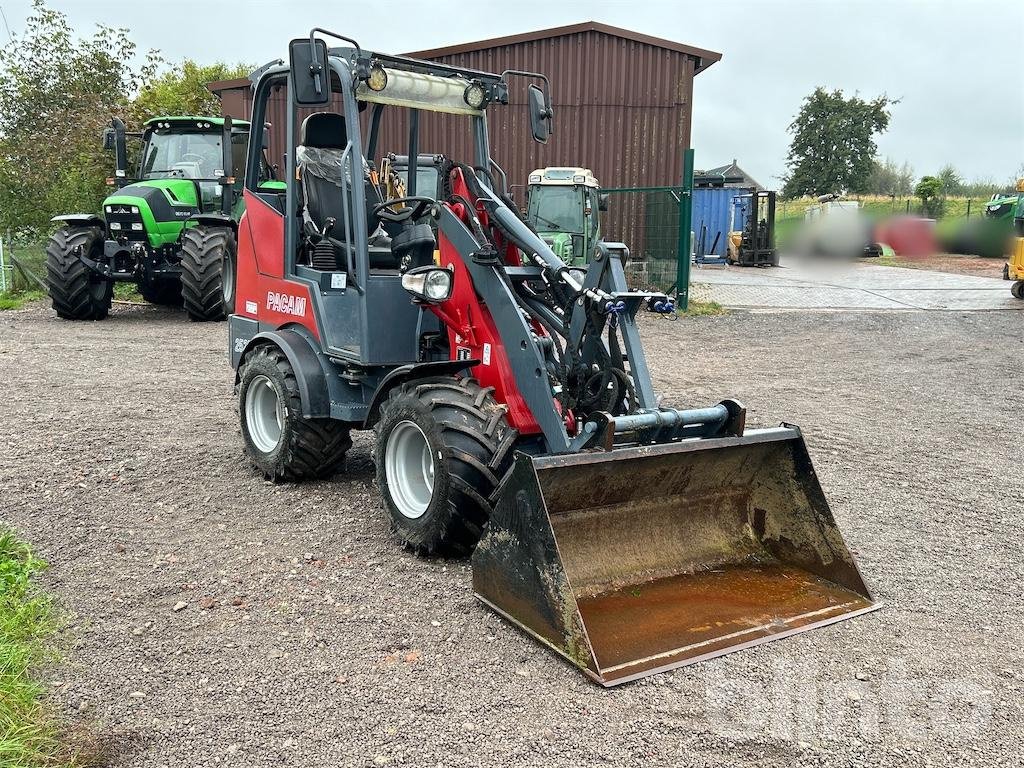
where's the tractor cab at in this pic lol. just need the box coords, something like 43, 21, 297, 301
525, 167, 605, 266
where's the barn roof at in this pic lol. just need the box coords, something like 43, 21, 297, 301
405, 21, 722, 74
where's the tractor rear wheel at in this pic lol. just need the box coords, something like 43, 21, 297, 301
238, 344, 352, 481
373, 376, 516, 557
45, 226, 113, 320
139, 278, 182, 306
180, 224, 234, 321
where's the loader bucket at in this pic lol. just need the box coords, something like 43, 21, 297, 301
472, 426, 879, 686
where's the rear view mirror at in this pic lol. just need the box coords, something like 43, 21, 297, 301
102, 127, 115, 151
289, 37, 331, 106
599, 193, 609, 212
528, 85, 551, 144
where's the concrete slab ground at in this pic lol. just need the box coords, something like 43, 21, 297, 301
690, 257, 1023, 310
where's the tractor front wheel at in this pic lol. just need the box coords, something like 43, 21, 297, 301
374, 376, 516, 557
45, 226, 113, 321
180, 224, 234, 321
1012, 281, 1024, 300
238, 344, 352, 481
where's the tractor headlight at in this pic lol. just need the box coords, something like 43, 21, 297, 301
573, 175, 586, 184
528, 174, 542, 184
463, 81, 487, 109
131, 222, 143, 231
367, 62, 388, 92
401, 266, 453, 303
131, 206, 139, 214
109, 222, 121, 230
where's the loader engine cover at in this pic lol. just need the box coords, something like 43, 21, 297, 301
473, 426, 879, 686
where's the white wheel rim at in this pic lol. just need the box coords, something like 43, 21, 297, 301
245, 374, 284, 453
385, 420, 435, 519
222, 255, 234, 305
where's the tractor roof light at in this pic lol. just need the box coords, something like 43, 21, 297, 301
528, 174, 542, 184
366, 62, 388, 91
463, 80, 488, 110
573, 174, 586, 184
356, 67, 484, 116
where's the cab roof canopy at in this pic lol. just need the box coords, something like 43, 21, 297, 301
144, 116, 250, 129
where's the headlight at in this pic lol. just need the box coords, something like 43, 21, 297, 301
131, 206, 139, 214
131, 222, 143, 231
401, 266, 453, 303
528, 174, 542, 184
367, 62, 388, 92
573, 174, 586, 184
463, 81, 487, 109
109, 222, 121, 230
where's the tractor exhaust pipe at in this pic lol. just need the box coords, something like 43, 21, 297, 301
472, 426, 879, 686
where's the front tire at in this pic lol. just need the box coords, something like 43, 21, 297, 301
238, 344, 352, 481
1012, 281, 1024, 300
373, 376, 516, 557
180, 225, 234, 321
45, 226, 113, 320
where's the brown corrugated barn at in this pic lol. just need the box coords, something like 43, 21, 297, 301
208, 21, 721, 193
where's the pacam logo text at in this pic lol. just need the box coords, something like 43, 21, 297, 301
266, 291, 307, 317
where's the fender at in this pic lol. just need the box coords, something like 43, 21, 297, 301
52, 214, 104, 228
363, 359, 479, 428
237, 328, 331, 418
189, 212, 237, 231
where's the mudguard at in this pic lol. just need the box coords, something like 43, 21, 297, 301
51, 214, 104, 228
237, 328, 331, 418
363, 359, 479, 428
189, 212, 237, 230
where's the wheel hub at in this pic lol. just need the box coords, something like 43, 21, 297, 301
246, 374, 284, 453
385, 420, 435, 519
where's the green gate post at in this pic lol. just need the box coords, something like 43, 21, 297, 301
675, 148, 695, 310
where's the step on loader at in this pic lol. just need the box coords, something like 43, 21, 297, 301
227, 32, 880, 686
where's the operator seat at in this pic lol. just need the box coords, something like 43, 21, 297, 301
297, 112, 398, 271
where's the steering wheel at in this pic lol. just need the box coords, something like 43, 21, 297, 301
373, 196, 437, 224
181, 153, 205, 164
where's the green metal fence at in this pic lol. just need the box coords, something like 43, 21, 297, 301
599, 149, 694, 308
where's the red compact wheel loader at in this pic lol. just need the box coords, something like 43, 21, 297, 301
227, 32, 880, 686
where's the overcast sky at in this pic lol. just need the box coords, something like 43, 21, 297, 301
2, 0, 1021, 187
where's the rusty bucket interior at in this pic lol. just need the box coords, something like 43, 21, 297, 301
472, 427, 880, 686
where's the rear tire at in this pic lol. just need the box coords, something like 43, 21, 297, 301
238, 344, 352, 481
139, 278, 182, 306
45, 226, 113, 320
180, 224, 234, 321
373, 376, 516, 557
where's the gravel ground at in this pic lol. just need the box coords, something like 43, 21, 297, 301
1, 301, 1021, 767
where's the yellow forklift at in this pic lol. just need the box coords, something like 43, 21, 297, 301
1007, 180, 1024, 300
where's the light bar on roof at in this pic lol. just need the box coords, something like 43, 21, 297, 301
355, 67, 484, 117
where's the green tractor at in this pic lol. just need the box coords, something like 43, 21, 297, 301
46, 115, 258, 321
525, 167, 612, 266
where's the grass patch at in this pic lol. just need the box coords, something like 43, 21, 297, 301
0, 289, 46, 311
112, 283, 143, 303
680, 298, 726, 316
0, 528, 96, 767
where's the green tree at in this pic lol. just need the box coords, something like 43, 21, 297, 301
132, 60, 252, 121
936, 164, 963, 196
914, 176, 945, 218
0, 1, 160, 237
867, 157, 915, 196
782, 87, 895, 198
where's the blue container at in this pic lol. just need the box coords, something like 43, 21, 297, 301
692, 188, 752, 256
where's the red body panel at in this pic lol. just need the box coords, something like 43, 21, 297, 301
236, 190, 319, 340
429, 170, 543, 435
